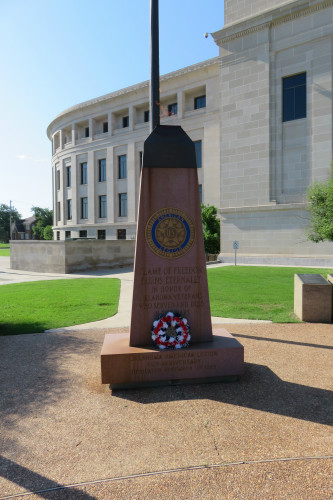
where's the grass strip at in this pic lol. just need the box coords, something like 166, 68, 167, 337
0, 278, 120, 335
207, 266, 332, 323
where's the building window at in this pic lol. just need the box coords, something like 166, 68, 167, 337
118, 155, 127, 179
122, 116, 129, 128
99, 195, 107, 218
168, 103, 177, 116
98, 229, 106, 240
25, 233, 29, 240
85, 127, 89, 138
56, 170, 60, 190
117, 229, 126, 240
81, 197, 88, 219
139, 151, 143, 171
283, 72, 306, 122
57, 201, 61, 222
144, 110, 150, 122
66, 166, 71, 187
65, 231, 71, 239
81, 162, 87, 184
67, 199, 72, 220
119, 193, 127, 217
26, 224, 30, 230
99, 159, 106, 182
103, 122, 108, 133
79, 230, 87, 238
194, 141, 202, 168
199, 184, 202, 204
56, 231, 60, 240
194, 95, 206, 110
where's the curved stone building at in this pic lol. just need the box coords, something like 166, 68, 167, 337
47, 58, 220, 241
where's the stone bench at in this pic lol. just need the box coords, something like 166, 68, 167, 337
294, 274, 332, 323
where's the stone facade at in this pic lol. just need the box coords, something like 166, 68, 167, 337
213, 0, 333, 263
47, 59, 220, 242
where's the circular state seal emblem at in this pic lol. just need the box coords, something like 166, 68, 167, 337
145, 207, 195, 260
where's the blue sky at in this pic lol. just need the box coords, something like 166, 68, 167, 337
0, 0, 224, 218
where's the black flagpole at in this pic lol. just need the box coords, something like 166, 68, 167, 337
150, 0, 160, 132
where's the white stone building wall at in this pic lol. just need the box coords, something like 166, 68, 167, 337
214, 0, 333, 263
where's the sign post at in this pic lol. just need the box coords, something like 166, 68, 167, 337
233, 240, 239, 266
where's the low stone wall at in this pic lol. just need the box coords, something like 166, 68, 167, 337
10, 240, 135, 274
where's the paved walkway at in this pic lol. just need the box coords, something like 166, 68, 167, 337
0, 257, 332, 499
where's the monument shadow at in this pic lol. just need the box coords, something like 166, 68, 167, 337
112, 361, 333, 427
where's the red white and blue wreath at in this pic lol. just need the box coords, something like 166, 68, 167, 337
151, 312, 191, 350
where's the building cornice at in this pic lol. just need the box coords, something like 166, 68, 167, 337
47, 57, 219, 139
219, 202, 309, 215
213, 0, 333, 45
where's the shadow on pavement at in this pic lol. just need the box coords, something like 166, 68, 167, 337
0, 332, 99, 456
112, 362, 333, 426
0, 456, 97, 500
233, 333, 333, 350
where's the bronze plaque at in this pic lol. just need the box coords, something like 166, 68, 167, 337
145, 207, 195, 260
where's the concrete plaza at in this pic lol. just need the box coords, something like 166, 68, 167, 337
0, 257, 332, 499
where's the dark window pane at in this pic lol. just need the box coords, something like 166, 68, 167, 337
295, 84, 306, 119
168, 103, 177, 116
99, 159, 106, 182
283, 87, 295, 122
194, 141, 202, 168
103, 122, 108, 133
98, 230, 106, 240
119, 155, 127, 179
119, 193, 127, 217
283, 73, 306, 90
282, 73, 306, 122
117, 229, 126, 240
194, 95, 206, 109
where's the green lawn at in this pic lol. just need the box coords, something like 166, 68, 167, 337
0, 242, 10, 256
0, 278, 121, 335
207, 266, 332, 323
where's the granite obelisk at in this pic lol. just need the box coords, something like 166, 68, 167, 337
101, 0, 244, 388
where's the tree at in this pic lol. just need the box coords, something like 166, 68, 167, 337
0, 203, 21, 242
306, 169, 333, 243
201, 204, 220, 254
43, 225, 54, 240
31, 207, 53, 240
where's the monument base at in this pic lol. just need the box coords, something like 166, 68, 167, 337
101, 327, 244, 390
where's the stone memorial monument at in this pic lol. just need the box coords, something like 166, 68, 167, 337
101, 0, 244, 388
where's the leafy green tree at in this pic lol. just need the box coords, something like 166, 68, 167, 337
43, 225, 54, 240
0, 203, 21, 241
306, 169, 333, 243
31, 207, 53, 240
201, 204, 220, 254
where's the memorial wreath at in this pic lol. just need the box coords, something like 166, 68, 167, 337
151, 312, 191, 350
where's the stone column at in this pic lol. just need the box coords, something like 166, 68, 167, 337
177, 90, 184, 119
71, 154, 78, 224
